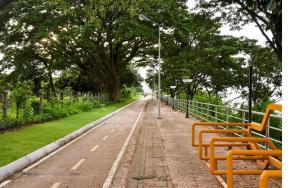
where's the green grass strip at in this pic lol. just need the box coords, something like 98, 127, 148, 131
0, 97, 137, 167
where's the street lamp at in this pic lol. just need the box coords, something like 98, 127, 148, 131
248, 62, 253, 123
139, 14, 162, 119
170, 86, 176, 110
182, 78, 193, 118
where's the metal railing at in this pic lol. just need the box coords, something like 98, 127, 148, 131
162, 96, 282, 148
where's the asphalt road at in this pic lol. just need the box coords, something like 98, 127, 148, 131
1, 99, 147, 188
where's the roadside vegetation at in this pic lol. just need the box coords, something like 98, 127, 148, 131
0, 95, 138, 167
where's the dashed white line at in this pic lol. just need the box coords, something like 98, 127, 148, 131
0, 180, 11, 188
102, 135, 109, 141
50, 182, 61, 188
22, 100, 138, 172
110, 129, 115, 133
102, 102, 146, 188
71, 159, 85, 170
90, 145, 99, 152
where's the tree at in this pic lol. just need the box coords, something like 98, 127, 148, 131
197, 0, 282, 61
10, 82, 32, 118
1, 0, 189, 100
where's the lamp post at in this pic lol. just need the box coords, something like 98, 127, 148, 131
139, 14, 161, 119
170, 86, 176, 110
182, 78, 193, 118
248, 62, 253, 123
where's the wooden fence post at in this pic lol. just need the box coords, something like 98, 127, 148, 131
51, 92, 54, 108
60, 91, 64, 108
2, 90, 9, 119
69, 91, 72, 104
39, 90, 43, 115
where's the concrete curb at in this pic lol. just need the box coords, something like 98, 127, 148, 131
0, 99, 139, 182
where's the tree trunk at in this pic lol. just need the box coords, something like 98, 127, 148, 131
110, 75, 120, 101
48, 70, 56, 97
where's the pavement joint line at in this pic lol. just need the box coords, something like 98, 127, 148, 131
0, 180, 11, 188
204, 161, 226, 187
90, 145, 99, 152
50, 182, 61, 188
102, 101, 146, 188
71, 159, 85, 170
102, 135, 109, 141
21, 101, 140, 173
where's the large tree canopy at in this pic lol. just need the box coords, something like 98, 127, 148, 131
0, 0, 190, 100
196, 0, 282, 62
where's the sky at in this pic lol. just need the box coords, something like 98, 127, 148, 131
139, 0, 268, 97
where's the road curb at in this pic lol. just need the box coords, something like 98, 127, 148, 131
0, 99, 139, 183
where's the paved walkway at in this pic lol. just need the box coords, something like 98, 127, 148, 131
111, 99, 282, 188
111, 100, 221, 188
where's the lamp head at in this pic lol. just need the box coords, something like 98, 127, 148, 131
170, 86, 176, 89
139, 14, 151, 22
182, 78, 193, 84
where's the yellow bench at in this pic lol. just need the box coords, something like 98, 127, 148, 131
191, 104, 282, 187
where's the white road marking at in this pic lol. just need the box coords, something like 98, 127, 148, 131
50, 182, 61, 188
0, 180, 11, 188
102, 135, 109, 141
22, 100, 138, 172
102, 102, 146, 188
110, 129, 115, 133
90, 145, 99, 152
71, 159, 85, 170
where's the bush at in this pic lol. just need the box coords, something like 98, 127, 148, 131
0, 119, 22, 131
10, 82, 33, 119
77, 101, 93, 112
23, 105, 34, 120
67, 107, 81, 115
43, 107, 69, 119
31, 101, 40, 115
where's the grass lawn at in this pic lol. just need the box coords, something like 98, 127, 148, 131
0, 97, 138, 167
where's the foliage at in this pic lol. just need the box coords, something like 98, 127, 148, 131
10, 82, 33, 118
196, 0, 282, 61
151, 11, 281, 105
22, 104, 34, 120
0, 0, 188, 100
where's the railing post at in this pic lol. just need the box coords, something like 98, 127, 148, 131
207, 104, 209, 120
265, 118, 270, 149
215, 106, 218, 122
2, 90, 9, 119
242, 111, 246, 123
226, 108, 229, 122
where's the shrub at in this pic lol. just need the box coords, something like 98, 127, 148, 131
43, 107, 69, 119
0, 119, 22, 131
23, 105, 34, 120
10, 82, 33, 119
77, 101, 93, 112
31, 101, 40, 115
